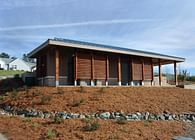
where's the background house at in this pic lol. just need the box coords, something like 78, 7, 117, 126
0, 58, 13, 70
9, 58, 36, 72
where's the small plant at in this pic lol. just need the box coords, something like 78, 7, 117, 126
71, 98, 84, 107
53, 116, 63, 124
143, 120, 151, 127
12, 88, 18, 100
23, 118, 32, 123
79, 86, 85, 93
31, 122, 40, 129
40, 95, 52, 105
108, 133, 119, 139
57, 87, 64, 94
98, 87, 106, 93
0, 96, 4, 102
82, 118, 100, 131
46, 129, 57, 139
115, 119, 127, 125
32, 89, 41, 97
23, 85, 29, 94
120, 127, 129, 133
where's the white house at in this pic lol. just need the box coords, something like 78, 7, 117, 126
9, 58, 36, 72
0, 58, 13, 70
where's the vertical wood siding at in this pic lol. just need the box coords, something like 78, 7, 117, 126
144, 59, 152, 80
94, 54, 106, 79
109, 56, 118, 78
132, 58, 142, 80
77, 52, 91, 79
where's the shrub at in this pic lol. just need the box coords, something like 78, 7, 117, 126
115, 119, 127, 125
23, 85, 29, 94
32, 89, 41, 97
71, 98, 84, 107
11, 88, 18, 100
79, 86, 85, 93
57, 87, 64, 94
108, 133, 119, 139
31, 122, 40, 129
0, 96, 4, 101
46, 129, 57, 139
98, 87, 106, 93
82, 118, 100, 131
53, 116, 63, 124
40, 95, 52, 105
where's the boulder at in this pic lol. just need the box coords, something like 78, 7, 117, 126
172, 136, 194, 140
100, 112, 110, 119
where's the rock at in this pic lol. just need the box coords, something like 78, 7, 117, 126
79, 114, 85, 119
144, 112, 150, 120
172, 136, 194, 140
100, 112, 110, 119
158, 114, 165, 120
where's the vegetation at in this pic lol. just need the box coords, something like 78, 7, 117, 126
40, 95, 52, 105
82, 118, 100, 131
115, 119, 127, 125
46, 129, 57, 139
178, 69, 189, 82
71, 98, 85, 107
0, 70, 25, 76
0, 52, 10, 58
79, 86, 85, 93
53, 116, 63, 124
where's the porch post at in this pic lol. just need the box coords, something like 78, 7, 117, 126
130, 58, 134, 86
142, 59, 144, 86
174, 61, 177, 85
91, 52, 95, 86
158, 59, 162, 86
118, 56, 121, 86
151, 59, 154, 86
74, 50, 77, 86
55, 47, 60, 87
106, 55, 109, 86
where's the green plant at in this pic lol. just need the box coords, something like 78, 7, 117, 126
31, 122, 40, 129
46, 129, 57, 139
98, 87, 106, 93
71, 98, 84, 107
120, 127, 129, 133
143, 120, 151, 127
115, 119, 127, 125
40, 95, 52, 105
12, 88, 18, 100
32, 89, 41, 97
23, 118, 32, 123
82, 118, 100, 131
53, 116, 63, 124
108, 133, 119, 139
57, 87, 64, 94
79, 86, 85, 93
23, 85, 29, 94
0, 96, 4, 101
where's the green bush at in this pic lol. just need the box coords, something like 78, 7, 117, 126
53, 116, 63, 124
46, 129, 57, 139
40, 95, 52, 105
71, 98, 84, 107
82, 118, 100, 131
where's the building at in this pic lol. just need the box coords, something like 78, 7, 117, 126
0, 58, 13, 70
28, 38, 185, 86
9, 58, 36, 72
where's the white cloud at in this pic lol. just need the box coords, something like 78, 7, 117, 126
0, 18, 161, 31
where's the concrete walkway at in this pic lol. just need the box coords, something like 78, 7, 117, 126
0, 133, 7, 140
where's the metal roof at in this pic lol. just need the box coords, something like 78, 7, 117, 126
28, 38, 185, 62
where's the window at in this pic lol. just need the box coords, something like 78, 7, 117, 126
12, 65, 17, 70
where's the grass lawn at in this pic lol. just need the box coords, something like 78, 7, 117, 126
0, 70, 25, 76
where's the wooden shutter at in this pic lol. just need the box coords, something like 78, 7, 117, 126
144, 59, 152, 80
77, 52, 91, 79
94, 54, 106, 79
132, 58, 142, 80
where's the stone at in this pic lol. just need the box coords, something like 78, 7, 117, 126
172, 136, 194, 140
158, 115, 165, 120
144, 112, 150, 120
100, 112, 110, 119
79, 114, 85, 119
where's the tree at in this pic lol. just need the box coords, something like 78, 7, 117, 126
178, 69, 189, 82
0, 52, 10, 58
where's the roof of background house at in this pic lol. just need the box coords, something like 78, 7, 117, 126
28, 38, 185, 62
9, 58, 36, 68
0, 58, 13, 64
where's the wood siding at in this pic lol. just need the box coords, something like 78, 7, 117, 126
143, 59, 152, 80
109, 56, 118, 78
77, 52, 91, 79
94, 54, 106, 79
132, 58, 142, 80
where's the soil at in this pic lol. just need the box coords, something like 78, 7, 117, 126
1, 86, 195, 114
0, 116, 185, 140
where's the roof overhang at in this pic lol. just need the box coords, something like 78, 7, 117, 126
28, 39, 185, 63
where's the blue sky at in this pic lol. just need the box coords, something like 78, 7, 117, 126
0, 0, 195, 75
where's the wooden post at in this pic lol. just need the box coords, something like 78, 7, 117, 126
158, 59, 162, 86
74, 50, 77, 86
91, 52, 94, 86
55, 47, 60, 86
130, 58, 134, 86
142, 59, 144, 85
174, 61, 177, 85
106, 55, 109, 86
151, 59, 154, 86
118, 56, 121, 86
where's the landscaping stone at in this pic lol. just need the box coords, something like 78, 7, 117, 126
172, 136, 194, 140
100, 112, 110, 119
